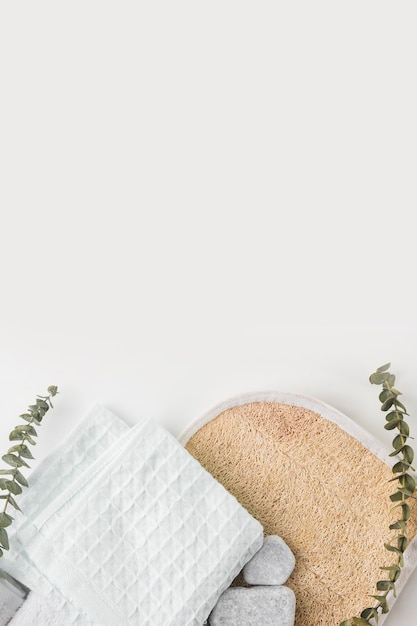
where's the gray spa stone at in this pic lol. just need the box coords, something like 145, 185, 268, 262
243, 535, 295, 585
208, 585, 295, 626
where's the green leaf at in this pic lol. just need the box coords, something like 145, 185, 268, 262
384, 420, 400, 431
395, 400, 408, 413
381, 564, 401, 581
24, 435, 36, 446
0, 512, 13, 528
392, 434, 404, 450
403, 446, 414, 464
360, 607, 378, 620
400, 474, 415, 493
390, 491, 404, 502
6, 494, 21, 511
0, 469, 14, 476
19, 413, 32, 422
381, 598, 390, 613
389, 520, 406, 531
381, 397, 394, 411
377, 363, 391, 373
339, 621, 352, 626
7, 444, 34, 460
386, 410, 403, 421
370, 372, 390, 385
398, 535, 408, 552
379, 389, 393, 403
352, 618, 372, 626
389, 445, 414, 463
392, 461, 412, 474
376, 580, 392, 591
13, 424, 37, 437
398, 421, 410, 437
5, 481, 22, 496
401, 503, 411, 520
0, 528, 9, 550
14, 471, 28, 487
1, 454, 25, 468
8, 430, 24, 441
384, 543, 402, 555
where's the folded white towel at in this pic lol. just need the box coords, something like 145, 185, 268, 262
9, 592, 68, 626
0, 579, 26, 626
3, 405, 263, 625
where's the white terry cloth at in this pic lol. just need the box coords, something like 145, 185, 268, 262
0, 578, 26, 626
3, 405, 263, 625
9, 592, 64, 626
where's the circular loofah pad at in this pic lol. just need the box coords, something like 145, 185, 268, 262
179, 392, 417, 626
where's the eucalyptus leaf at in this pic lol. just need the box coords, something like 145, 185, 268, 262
0, 386, 59, 574
8, 430, 24, 441
402, 445, 414, 464
14, 471, 28, 487
385, 410, 402, 421
5, 481, 22, 496
0, 513, 13, 528
400, 474, 415, 493
376, 580, 392, 591
397, 536, 408, 552
381, 397, 394, 411
398, 421, 410, 436
7, 444, 34, 459
6, 494, 21, 511
0, 528, 9, 550
392, 461, 413, 474
376, 362, 391, 373
400, 503, 411, 521
1, 454, 24, 468
370, 372, 390, 385
379, 389, 392, 403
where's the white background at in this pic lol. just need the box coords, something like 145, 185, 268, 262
1, 2, 416, 623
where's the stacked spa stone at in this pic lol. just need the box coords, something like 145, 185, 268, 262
209, 536, 296, 626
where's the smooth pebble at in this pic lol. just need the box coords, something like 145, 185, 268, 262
243, 535, 295, 585
209, 585, 295, 626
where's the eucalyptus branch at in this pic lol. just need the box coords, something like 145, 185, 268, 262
340, 364, 415, 626
0, 386, 58, 578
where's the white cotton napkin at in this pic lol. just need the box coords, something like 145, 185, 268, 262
3, 405, 263, 625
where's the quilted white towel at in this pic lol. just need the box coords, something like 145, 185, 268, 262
2, 405, 263, 625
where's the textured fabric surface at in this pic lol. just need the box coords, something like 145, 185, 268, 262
0, 579, 26, 626
10, 591, 66, 626
183, 394, 417, 626
3, 405, 263, 625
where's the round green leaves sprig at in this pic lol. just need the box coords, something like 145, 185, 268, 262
340, 364, 415, 626
0, 386, 58, 577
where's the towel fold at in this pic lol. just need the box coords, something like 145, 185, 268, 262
9, 591, 70, 626
0, 578, 26, 626
2, 405, 263, 625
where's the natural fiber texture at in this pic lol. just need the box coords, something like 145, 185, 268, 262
185, 400, 417, 626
